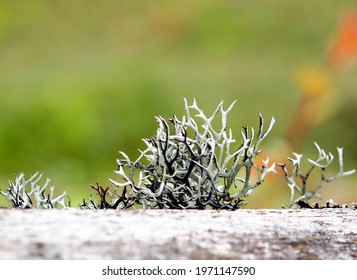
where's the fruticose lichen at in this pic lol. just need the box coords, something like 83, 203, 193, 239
1, 99, 355, 210
82, 98, 277, 210
279, 142, 356, 208
0, 172, 69, 209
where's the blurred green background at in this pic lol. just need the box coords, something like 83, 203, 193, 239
0, 0, 356, 208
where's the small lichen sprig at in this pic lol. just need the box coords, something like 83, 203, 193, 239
279, 142, 356, 208
0, 172, 69, 209
80, 183, 135, 210
108, 98, 276, 210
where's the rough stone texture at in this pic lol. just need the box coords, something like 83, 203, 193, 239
0, 209, 356, 260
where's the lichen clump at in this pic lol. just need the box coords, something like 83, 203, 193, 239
83, 99, 276, 210
0, 172, 68, 209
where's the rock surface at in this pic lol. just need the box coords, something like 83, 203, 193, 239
0, 209, 356, 259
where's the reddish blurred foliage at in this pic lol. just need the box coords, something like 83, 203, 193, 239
327, 11, 357, 71
286, 10, 357, 152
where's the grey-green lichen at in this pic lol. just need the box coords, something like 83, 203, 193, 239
101, 98, 276, 210
0, 172, 69, 209
1, 99, 355, 210
279, 142, 356, 208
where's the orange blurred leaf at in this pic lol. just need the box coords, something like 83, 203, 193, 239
328, 11, 357, 70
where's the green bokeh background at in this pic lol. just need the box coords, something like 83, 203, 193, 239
0, 0, 356, 208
